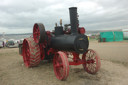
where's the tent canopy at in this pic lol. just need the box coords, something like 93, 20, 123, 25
100, 31, 123, 42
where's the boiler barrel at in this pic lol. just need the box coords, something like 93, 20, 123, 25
50, 34, 89, 53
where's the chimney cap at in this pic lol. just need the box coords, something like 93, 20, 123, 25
69, 7, 77, 9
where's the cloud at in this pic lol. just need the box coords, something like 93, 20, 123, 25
0, 0, 128, 34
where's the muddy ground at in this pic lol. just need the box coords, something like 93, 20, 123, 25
0, 41, 128, 85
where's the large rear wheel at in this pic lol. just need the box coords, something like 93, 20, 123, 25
22, 37, 41, 67
39, 43, 45, 60
33, 23, 46, 43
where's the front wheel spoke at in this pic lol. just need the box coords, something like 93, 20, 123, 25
87, 59, 92, 64
91, 64, 95, 70
89, 64, 93, 70
59, 64, 63, 67
59, 68, 63, 77
90, 53, 95, 59
92, 63, 96, 68
90, 64, 94, 72
87, 64, 91, 70
86, 56, 90, 60
92, 66, 96, 72
55, 63, 63, 68
90, 64, 96, 72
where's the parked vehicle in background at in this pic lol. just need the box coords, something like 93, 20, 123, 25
0, 41, 4, 48
6, 39, 19, 48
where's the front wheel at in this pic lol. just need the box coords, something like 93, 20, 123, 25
53, 51, 69, 80
82, 49, 101, 74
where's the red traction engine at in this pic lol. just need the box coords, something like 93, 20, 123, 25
21, 7, 101, 80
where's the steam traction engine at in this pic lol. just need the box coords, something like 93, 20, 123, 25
21, 7, 101, 80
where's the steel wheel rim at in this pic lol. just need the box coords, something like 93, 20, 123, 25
23, 40, 30, 67
86, 50, 97, 73
53, 54, 64, 80
53, 52, 69, 80
33, 24, 40, 43
82, 49, 100, 74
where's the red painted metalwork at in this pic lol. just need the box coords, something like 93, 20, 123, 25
39, 43, 45, 60
53, 51, 69, 80
67, 52, 84, 65
64, 27, 85, 34
68, 52, 81, 65
46, 31, 51, 37
33, 24, 40, 43
47, 48, 56, 56
22, 38, 41, 68
72, 52, 80, 62
69, 61, 83, 65
23, 39, 30, 67
46, 31, 52, 45
82, 49, 101, 74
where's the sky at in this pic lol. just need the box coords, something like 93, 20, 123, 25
0, 0, 128, 34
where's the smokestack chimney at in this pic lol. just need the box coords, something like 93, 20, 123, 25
69, 7, 78, 35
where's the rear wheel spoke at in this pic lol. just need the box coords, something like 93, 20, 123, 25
33, 23, 45, 44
